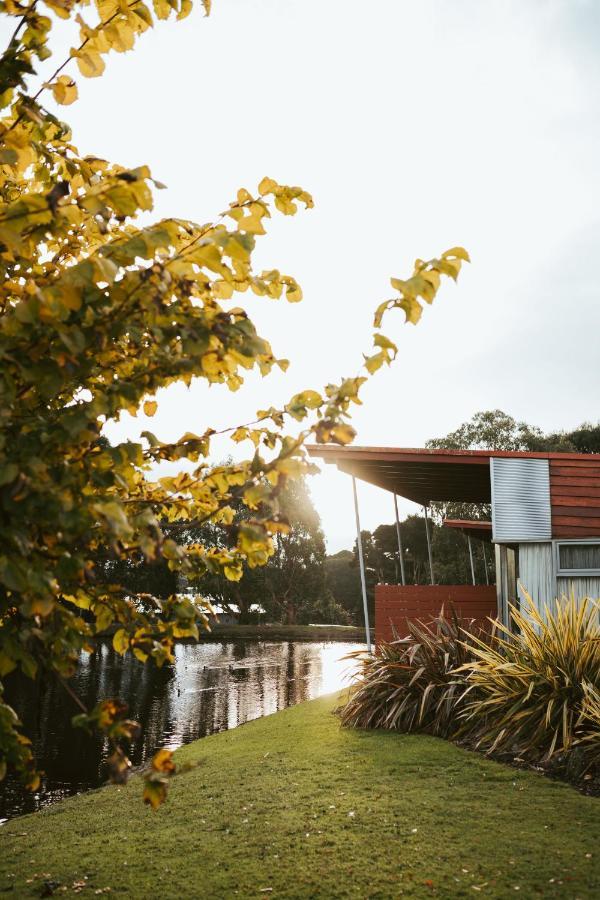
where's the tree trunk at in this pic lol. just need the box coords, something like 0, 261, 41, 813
285, 600, 296, 625
235, 587, 253, 624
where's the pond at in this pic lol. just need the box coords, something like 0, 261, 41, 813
0, 639, 362, 822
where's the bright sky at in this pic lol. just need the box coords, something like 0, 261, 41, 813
37, 0, 600, 551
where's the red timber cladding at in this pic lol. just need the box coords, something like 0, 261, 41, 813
375, 584, 497, 644
550, 458, 600, 538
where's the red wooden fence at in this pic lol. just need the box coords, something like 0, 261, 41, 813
375, 584, 498, 643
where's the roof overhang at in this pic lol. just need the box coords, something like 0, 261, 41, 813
443, 518, 493, 542
307, 445, 492, 505
308, 445, 600, 508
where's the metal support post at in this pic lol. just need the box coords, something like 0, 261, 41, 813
482, 541, 489, 585
352, 476, 372, 653
468, 534, 476, 585
393, 493, 406, 586
423, 504, 434, 585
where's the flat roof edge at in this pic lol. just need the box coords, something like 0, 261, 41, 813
306, 445, 600, 462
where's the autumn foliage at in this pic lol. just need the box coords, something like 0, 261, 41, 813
0, 0, 468, 804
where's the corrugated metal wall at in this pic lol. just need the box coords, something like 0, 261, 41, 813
556, 576, 600, 603
518, 543, 554, 618
518, 543, 600, 617
491, 458, 552, 543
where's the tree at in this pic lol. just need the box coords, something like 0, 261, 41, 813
324, 512, 491, 620
180, 477, 347, 625
427, 409, 600, 455
0, 0, 468, 804
528, 421, 600, 454
325, 550, 363, 624
426, 409, 544, 452
425, 410, 538, 526
567, 423, 600, 454
257, 479, 330, 625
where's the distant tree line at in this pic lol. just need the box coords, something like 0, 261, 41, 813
98, 411, 600, 627
98, 477, 349, 626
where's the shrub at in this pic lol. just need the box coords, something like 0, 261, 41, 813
339, 610, 485, 737
461, 594, 600, 760
576, 681, 600, 770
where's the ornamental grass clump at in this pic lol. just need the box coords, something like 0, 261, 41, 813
339, 609, 485, 737
461, 594, 600, 761
577, 682, 600, 769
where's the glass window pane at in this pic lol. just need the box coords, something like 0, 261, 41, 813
559, 543, 600, 570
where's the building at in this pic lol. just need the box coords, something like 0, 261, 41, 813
308, 445, 600, 645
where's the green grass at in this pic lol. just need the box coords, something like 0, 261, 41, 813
1, 693, 599, 898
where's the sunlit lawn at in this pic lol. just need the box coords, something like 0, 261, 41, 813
1, 692, 599, 898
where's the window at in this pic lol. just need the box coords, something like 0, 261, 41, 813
555, 541, 600, 575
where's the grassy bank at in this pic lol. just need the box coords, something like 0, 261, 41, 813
1, 694, 599, 898
200, 623, 371, 642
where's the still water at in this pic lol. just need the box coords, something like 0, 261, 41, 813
0, 639, 362, 821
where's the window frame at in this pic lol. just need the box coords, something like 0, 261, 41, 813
553, 538, 600, 577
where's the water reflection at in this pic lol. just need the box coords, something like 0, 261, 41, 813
0, 640, 361, 821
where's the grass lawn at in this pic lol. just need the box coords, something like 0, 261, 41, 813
1, 693, 599, 898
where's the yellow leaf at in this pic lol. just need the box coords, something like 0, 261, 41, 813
433, 258, 462, 281
330, 424, 356, 445
94, 501, 133, 538
212, 279, 233, 299
285, 282, 302, 302
288, 390, 322, 410
143, 400, 158, 417
364, 352, 384, 374
106, 20, 135, 53
421, 269, 440, 291
177, 0, 193, 19
237, 212, 266, 235
399, 296, 423, 325
442, 246, 470, 262
179, 431, 203, 442
243, 484, 270, 509
45, 0, 72, 18
373, 333, 397, 353
95, 604, 113, 633
113, 628, 129, 655
276, 458, 304, 477
74, 48, 105, 78
214, 505, 235, 525
152, 748, 176, 773
48, 75, 78, 106
153, 0, 171, 19
390, 277, 409, 294
373, 299, 390, 329
224, 563, 243, 582
133, 646, 149, 663
258, 176, 277, 196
